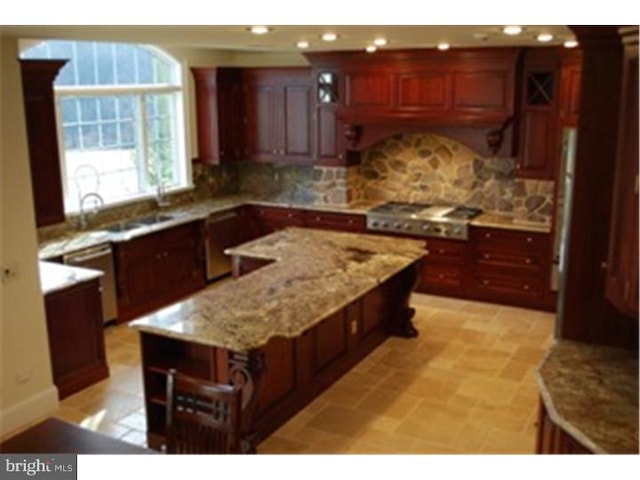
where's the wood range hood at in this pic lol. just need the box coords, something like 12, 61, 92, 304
305, 48, 522, 157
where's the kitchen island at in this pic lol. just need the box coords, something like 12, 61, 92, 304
130, 227, 425, 451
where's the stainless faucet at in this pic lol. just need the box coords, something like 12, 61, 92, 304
78, 192, 104, 230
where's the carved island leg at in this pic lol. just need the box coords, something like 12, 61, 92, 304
389, 262, 420, 338
228, 350, 266, 453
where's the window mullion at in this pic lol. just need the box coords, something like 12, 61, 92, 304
136, 94, 150, 194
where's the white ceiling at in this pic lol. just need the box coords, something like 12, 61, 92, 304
1, 25, 575, 53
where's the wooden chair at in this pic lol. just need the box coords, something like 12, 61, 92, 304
165, 369, 242, 454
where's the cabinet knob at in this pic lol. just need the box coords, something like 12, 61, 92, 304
438, 249, 445, 254
348, 219, 354, 224
438, 274, 444, 279
272, 149, 277, 154
425, 249, 430, 255
482, 279, 489, 285
525, 258, 532, 264
485, 233, 491, 239
287, 213, 293, 218
484, 253, 491, 259
338, 154, 344, 159
526, 237, 533, 243
516, 163, 522, 169
523, 284, 530, 291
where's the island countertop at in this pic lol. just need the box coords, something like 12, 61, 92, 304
537, 340, 639, 454
129, 227, 425, 352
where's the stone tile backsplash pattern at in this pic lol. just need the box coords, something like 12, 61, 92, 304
356, 133, 554, 223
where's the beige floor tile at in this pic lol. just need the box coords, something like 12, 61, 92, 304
55, 293, 553, 455
307, 405, 377, 437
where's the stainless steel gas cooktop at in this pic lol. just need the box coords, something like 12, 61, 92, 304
366, 202, 482, 240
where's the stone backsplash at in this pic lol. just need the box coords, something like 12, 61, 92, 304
354, 133, 554, 223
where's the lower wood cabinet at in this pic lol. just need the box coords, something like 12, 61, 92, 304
417, 238, 470, 296
536, 398, 592, 454
114, 221, 205, 322
44, 278, 109, 399
471, 226, 553, 310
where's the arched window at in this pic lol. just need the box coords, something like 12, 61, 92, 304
21, 40, 189, 212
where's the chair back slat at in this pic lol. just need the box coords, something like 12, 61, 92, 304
166, 369, 242, 454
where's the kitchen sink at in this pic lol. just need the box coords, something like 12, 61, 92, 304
103, 213, 177, 233
133, 214, 176, 225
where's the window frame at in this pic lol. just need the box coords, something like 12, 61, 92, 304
23, 41, 193, 214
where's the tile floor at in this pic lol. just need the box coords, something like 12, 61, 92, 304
52, 293, 555, 454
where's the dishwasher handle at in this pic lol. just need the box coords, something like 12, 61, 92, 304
63, 245, 113, 264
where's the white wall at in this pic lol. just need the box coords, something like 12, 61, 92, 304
0, 36, 59, 437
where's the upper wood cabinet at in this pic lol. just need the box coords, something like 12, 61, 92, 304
191, 67, 245, 164
307, 49, 519, 126
20, 59, 67, 227
244, 68, 313, 164
605, 27, 638, 318
514, 48, 561, 180
559, 50, 582, 127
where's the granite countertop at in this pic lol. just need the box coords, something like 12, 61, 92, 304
129, 227, 425, 352
537, 340, 639, 454
37, 196, 383, 260
471, 212, 551, 233
39, 261, 104, 295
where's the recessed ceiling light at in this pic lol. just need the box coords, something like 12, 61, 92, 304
365, 45, 377, 53
564, 39, 579, 49
537, 33, 554, 43
437, 42, 450, 51
321, 32, 338, 42
297, 41, 310, 49
373, 37, 387, 47
249, 26, 271, 35
503, 25, 522, 36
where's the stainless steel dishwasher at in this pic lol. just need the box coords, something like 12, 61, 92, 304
205, 209, 239, 281
63, 244, 118, 323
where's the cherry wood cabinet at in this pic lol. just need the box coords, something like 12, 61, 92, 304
249, 205, 305, 235
470, 226, 553, 309
302, 210, 365, 232
44, 278, 109, 399
559, 50, 582, 128
191, 67, 244, 164
605, 27, 639, 318
244, 68, 313, 164
536, 398, 592, 454
306, 49, 519, 126
114, 222, 205, 321
417, 238, 470, 296
514, 48, 561, 180
20, 59, 67, 227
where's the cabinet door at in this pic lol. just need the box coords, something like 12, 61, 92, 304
344, 71, 393, 108
559, 59, 582, 127
20, 60, 67, 227
452, 71, 512, 116
191, 67, 244, 164
397, 72, 450, 111
160, 223, 205, 297
44, 279, 108, 399
515, 49, 561, 180
605, 34, 639, 317
245, 77, 279, 162
282, 83, 313, 160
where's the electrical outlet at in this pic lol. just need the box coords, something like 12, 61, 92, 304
2, 263, 20, 283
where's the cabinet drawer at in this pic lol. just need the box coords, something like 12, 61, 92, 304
304, 211, 365, 232
425, 239, 467, 264
420, 265, 463, 289
253, 206, 304, 222
475, 249, 543, 271
473, 227, 547, 252
473, 272, 542, 299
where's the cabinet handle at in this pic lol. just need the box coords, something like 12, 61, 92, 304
437, 249, 445, 254
315, 216, 320, 221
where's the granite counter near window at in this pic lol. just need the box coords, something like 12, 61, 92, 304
537, 340, 639, 454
